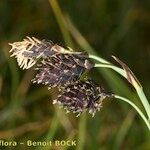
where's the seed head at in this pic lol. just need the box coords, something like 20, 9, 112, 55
9, 37, 94, 70
9, 37, 55, 69
53, 79, 113, 117
32, 53, 94, 88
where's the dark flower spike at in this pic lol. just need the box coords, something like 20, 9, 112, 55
9, 36, 93, 70
9, 37, 55, 69
53, 79, 113, 117
32, 53, 94, 88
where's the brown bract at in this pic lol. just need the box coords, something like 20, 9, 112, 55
112, 56, 142, 88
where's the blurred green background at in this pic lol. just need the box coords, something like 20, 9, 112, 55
0, 0, 150, 149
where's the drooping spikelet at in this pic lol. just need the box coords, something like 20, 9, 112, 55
53, 79, 113, 117
9, 37, 55, 69
31, 53, 94, 88
9, 36, 94, 70
9, 37, 74, 69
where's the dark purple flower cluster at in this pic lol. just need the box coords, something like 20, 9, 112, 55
32, 53, 93, 88
9, 37, 113, 117
54, 80, 112, 117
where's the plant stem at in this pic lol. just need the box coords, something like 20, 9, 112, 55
91, 55, 150, 125
136, 87, 150, 121
89, 54, 110, 64
94, 63, 126, 77
48, 0, 73, 47
114, 94, 150, 130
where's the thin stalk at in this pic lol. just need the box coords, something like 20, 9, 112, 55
91, 55, 150, 124
48, 0, 73, 46
94, 63, 126, 78
114, 94, 150, 130
136, 87, 150, 121
89, 54, 110, 64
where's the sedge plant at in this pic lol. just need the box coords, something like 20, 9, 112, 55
9, 36, 150, 131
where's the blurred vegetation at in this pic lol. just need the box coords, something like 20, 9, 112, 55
0, 0, 150, 149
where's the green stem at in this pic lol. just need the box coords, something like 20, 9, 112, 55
89, 54, 110, 64
91, 55, 150, 124
114, 94, 150, 130
94, 63, 126, 78
48, 0, 73, 46
136, 87, 150, 121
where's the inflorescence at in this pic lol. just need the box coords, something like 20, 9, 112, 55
9, 37, 113, 117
